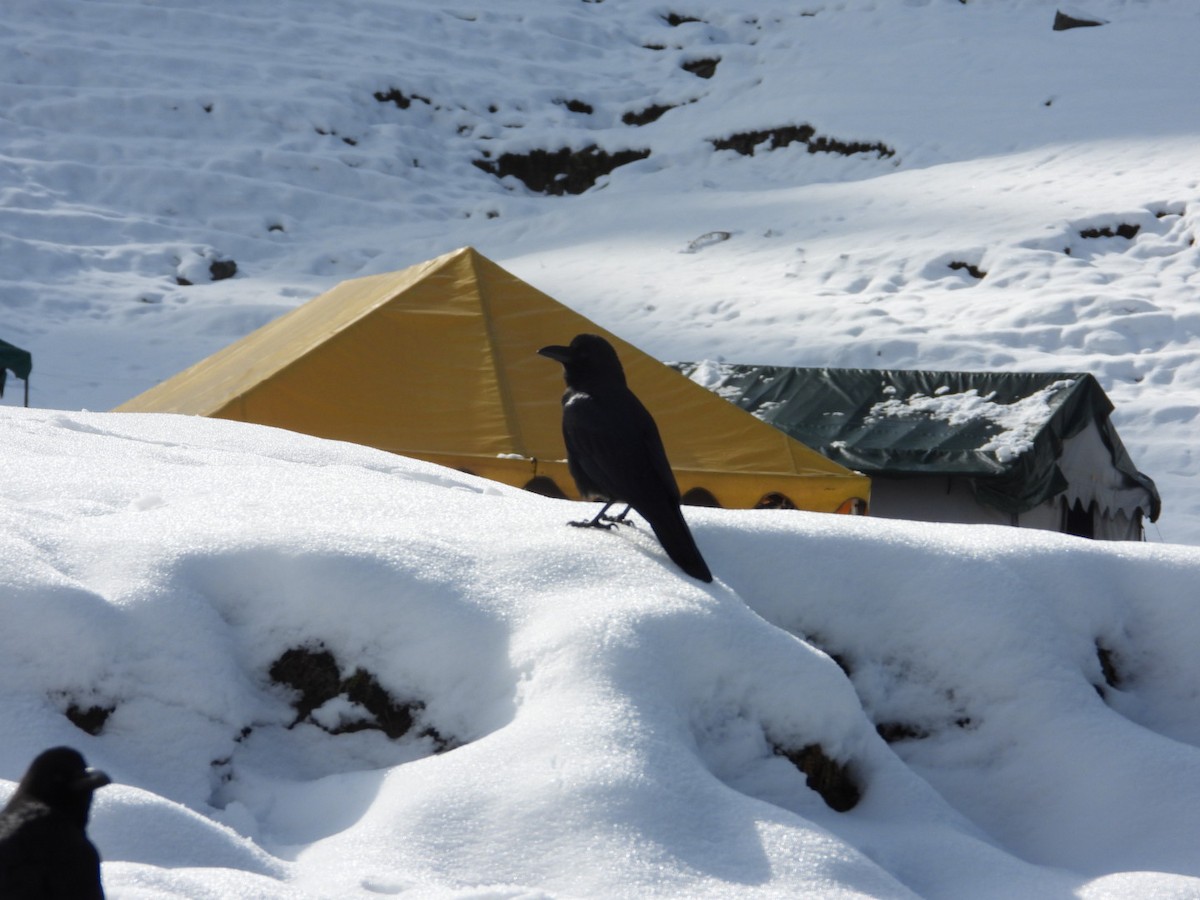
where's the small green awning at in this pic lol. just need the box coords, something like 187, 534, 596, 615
674, 364, 1160, 521
0, 338, 32, 400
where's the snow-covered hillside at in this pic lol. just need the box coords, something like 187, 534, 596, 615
3, 2, 1200, 896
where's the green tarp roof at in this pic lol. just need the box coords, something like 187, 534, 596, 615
0, 338, 31, 399
673, 364, 1160, 520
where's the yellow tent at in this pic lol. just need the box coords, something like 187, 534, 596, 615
116, 247, 870, 512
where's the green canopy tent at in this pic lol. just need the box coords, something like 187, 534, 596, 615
0, 339, 31, 407
674, 364, 1160, 541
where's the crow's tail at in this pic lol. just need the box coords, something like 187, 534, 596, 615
646, 503, 713, 583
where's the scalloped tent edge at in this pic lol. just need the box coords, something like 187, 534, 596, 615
115, 247, 870, 514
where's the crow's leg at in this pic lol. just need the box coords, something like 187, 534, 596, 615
570, 501, 617, 529
600, 504, 635, 527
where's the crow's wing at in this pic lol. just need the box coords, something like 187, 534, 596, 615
561, 387, 680, 507
0, 806, 104, 900
562, 386, 710, 581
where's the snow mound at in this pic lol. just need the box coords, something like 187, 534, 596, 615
2, 408, 1200, 896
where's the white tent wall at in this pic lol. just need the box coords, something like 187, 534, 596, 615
866, 419, 1150, 542
1059, 420, 1152, 539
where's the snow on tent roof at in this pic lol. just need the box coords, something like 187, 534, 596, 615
675, 363, 1160, 521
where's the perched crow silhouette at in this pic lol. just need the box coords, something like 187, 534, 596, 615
538, 333, 713, 582
0, 746, 111, 900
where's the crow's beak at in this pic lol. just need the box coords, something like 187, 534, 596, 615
75, 767, 112, 792
538, 345, 571, 364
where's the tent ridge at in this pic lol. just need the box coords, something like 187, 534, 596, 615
465, 248, 530, 458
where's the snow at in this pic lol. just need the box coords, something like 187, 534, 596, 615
7, 407, 1200, 899
2, 0, 1200, 897
862, 380, 1076, 464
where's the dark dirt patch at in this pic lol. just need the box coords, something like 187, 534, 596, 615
875, 721, 930, 743
557, 98, 594, 115
948, 260, 987, 279
1096, 641, 1122, 689
773, 741, 861, 812
270, 646, 342, 723
208, 259, 238, 281
875, 713, 972, 744
178, 258, 238, 286
65, 702, 115, 736
1053, 10, 1106, 31
623, 103, 677, 126
341, 668, 419, 740
799, 633, 851, 677
1080, 223, 1140, 240
712, 124, 894, 159
474, 145, 651, 195
681, 57, 720, 79
374, 87, 433, 109
268, 644, 448, 747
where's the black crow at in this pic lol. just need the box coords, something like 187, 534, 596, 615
538, 334, 713, 582
0, 746, 111, 900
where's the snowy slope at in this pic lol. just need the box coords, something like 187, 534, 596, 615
4, 407, 1200, 898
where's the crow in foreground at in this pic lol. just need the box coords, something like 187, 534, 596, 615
538, 333, 713, 582
0, 746, 111, 900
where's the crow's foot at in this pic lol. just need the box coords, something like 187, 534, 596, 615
600, 512, 635, 528
569, 518, 615, 530
598, 504, 634, 527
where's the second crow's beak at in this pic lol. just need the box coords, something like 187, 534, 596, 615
75, 767, 112, 792
538, 345, 571, 364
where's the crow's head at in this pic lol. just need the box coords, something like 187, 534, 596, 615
12, 747, 111, 827
538, 333, 627, 389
